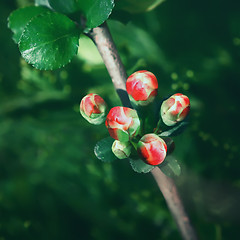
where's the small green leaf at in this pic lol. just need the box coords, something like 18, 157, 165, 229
8, 6, 51, 43
81, 0, 115, 29
94, 137, 117, 163
35, 0, 51, 8
48, 0, 79, 14
129, 158, 154, 173
159, 122, 189, 137
116, 0, 165, 13
19, 12, 80, 70
49, 0, 115, 29
159, 155, 181, 177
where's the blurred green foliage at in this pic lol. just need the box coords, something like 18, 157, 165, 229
1, 0, 240, 239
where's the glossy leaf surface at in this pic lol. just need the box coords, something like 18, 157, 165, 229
94, 137, 116, 163
49, 0, 115, 28
8, 6, 50, 43
159, 155, 181, 177
129, 158, 154, 173
19, 12, 80, 70
48, 0, 78, 14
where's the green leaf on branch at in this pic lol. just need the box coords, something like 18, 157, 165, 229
116, 0, 165, 13
94, 137, 117, 163
129, 158, 154, 173
159, 155, 181, 177
35, 0, 51, 8
19, 12, 80, 70
48, 0, 79, 14
159, 122, 189, 137
81, 0, 115, 29
49, 0, 115, 29
8, 6, 51, 43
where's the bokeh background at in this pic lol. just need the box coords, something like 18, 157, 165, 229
1, 0, 240, 239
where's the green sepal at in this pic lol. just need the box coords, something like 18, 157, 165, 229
94, 137, 117, 163
116, 129, 130, 142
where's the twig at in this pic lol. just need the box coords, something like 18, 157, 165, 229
88, 21, 198, 240
151, 167, 198, 240
86, 22, 131, 108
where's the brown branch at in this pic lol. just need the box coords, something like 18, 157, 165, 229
86, 22, 131, 108
151, 167, 198, 240
88, 21, 198, 240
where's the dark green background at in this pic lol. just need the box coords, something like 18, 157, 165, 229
1, 0, 240, 239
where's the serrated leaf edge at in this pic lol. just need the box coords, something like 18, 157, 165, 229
129, 158, 154, 174
18, 11, 80, 70
87, 0, 115, 29
8, 6, 50, 44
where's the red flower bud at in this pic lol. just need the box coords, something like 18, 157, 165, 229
126, 70, 158, 106
105, 107, 140, 142
160, 93, 190, 126
80, 93, 107, 125
137, 133, 167, 166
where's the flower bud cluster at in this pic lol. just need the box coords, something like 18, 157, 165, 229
79, 70, 190, 167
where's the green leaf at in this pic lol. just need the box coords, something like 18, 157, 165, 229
129, 158, 154, 173
159, 155, 181, 177
49, 0, 115, 28
48, 0, 79, 14
159, 122, 189, 137
19, 12, 80, 70
8, 6, 51, 43
80, 0, 115, 29
116, 0, 165, 13
94, 137, 117, 163
35, 0, 51, 8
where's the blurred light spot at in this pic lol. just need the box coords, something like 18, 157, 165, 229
23, 221, 31, 228
186, 70, 194, 78
60, 70, 68, 80
141, 190, 150, 198
171, 83, 178, 90
137, 204, 147, 213
233, 37, 240, 46
225, 160, 230, 167
82, 63, 93, 72
223, 143, 230, 150
171, 72, 178, 80
73, 104, 80, 113
183, 83, 190, 90
109, 209, 117, 217
63, 85, 71, 94
212, 140, 219, 147
130, 193, 139, 201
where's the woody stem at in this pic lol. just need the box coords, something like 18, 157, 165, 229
87, 21, 198, 240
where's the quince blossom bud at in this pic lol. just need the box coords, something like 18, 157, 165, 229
160, 93, 190, 126
126, 70, 158, 106
80, 93, 107, 125
137, 133, 167, 166
112, 140, 132, 159
105, 107, 140, 142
